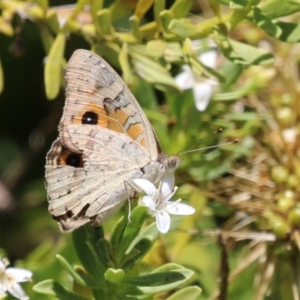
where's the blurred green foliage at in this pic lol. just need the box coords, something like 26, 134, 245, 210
1, 0, 300, 299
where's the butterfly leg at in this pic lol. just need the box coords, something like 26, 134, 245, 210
123, 180, 139, 223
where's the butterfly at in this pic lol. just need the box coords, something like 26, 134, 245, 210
45, 49, 181, 232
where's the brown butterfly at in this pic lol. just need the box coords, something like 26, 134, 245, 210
45, 49, 180, 232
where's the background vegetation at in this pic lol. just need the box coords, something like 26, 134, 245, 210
1, 0, 300, 299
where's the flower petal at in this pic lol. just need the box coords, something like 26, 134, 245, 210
161, 174, 175, 198
7, 282, 28, 300
0, 284, 7, 294
156, 210, 171, 233
141, 196, 157, 212
133, 179, 156, 196
175, 68, 194, 90
193, 81, 213, 111
166, 202, 195, 215
6, 268, 32, 282
199, 49, 218, 68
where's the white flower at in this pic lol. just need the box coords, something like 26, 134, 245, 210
0, 258, 32, 300
133, 179, 195, 233
175, 42, 218, 111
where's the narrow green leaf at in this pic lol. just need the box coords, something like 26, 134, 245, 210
129, 15, 141, 40
126, 221, 159, 254
38, 26, 54, 53
45, 9, 60, 34
96, 9, 112, 35
56, 254, 101, 288
166, 286, 202, 300
33, 280, 89, 300
44, 32, 65, 100
72, 226, 106, 282
90, 0, 104, 32
115, 206, 148, 262
110, 214, 129, 251
154, 0, 166, 27
134, 0, 154, 20
122, 237, 153, 269
119, 44, 134, 85
170, 0, 192, 18
86, 238, 114, 269
122, 263, 194, 295
124, 271, 185, 286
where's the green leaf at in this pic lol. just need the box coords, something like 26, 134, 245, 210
110, 214, 129, 252
86, 237, 114, 269
249, 7, 282, 38
44, 32, 66, 100
72, 226, 106, 282
147, 40, 166, 59
276, 21, 300, 42
215, 28, 274, 66
132, 78, 159, 112
169, 17, 222, 39
123, 263, 194, 295
166, 286, 202, 300
124, 271, 185, 286
229, 0, 248, 9
126, 221, 159, 254
169, 20, 204, 38
56, 255, 101, 288
259, 0, 300, 19
91, 0, 104, 33
129, 46, 180, 91
85, 225, 115, 269
33, 280, 89, 300
119, 44, 134, 86
170, 0, 192, 18
45, 9, 60, 34
219, 60, 243, 87
96, 9, 112, 35
115, 206, 148, 263
39, 26, 54, 53
122, 237, 154, 269
134, 0, 154, 20
104, 268, 125, 284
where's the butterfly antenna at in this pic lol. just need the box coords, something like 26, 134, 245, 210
178, 139, 239, 155
177, 128, 239, 156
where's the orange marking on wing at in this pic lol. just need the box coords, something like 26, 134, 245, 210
126, 123, 144, 142
107, 109, 146, 147
73, 103, 109, 128
107, 109, 128, 133
139, 138, 146, 147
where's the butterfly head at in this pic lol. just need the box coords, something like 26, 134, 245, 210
158, 153, 182, 173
